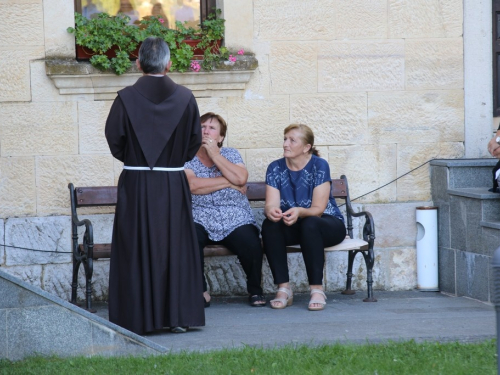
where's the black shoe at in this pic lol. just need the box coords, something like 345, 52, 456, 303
171, 326, 188, 333
249, 294, 267, 307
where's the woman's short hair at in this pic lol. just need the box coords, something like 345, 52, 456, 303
284, 124, 320, 157
200, 112, 227, 148
138, 37, 170, 74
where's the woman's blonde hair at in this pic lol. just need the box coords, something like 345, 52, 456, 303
284, 124, 320, 157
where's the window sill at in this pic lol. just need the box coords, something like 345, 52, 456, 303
45, 55, 258, 100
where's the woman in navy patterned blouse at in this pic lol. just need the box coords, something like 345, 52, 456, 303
184, 113, 266, 307
262, 124, 346, 311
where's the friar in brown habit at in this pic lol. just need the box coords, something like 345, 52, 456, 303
105, 36, 204, 335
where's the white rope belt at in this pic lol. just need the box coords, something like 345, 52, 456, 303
123, 166, 184, 171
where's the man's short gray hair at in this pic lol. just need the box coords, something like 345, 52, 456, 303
138, 37, 170, 74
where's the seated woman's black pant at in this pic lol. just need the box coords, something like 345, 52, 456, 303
195, 223, 264, 296
262, 215, 346, 285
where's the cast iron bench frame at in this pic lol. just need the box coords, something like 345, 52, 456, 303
68, 175, 376, 312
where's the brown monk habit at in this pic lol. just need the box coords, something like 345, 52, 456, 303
105, 75, 204, 335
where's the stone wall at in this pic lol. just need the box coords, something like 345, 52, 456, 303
0, 0, 471, 300
430, 159, 500, 302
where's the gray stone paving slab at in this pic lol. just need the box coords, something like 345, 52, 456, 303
7, 305, 94, 361
0, 310, 6, 359
437, 202, 451, 248
0, 269, 167, 360
93, 291, 495, 353
438, 247, 456, 294
456, 251, 490, 301
0, 277, 50, 309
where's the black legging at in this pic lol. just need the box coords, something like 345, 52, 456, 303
262, 215, 346, 285
196, 223, 264, 296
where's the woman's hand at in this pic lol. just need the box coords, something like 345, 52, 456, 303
282, 207, 301, 226
266, 207, 283, 222
230, 184, 247, 195
201, 135, 220, 158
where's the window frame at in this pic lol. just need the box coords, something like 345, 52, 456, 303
493, 0, 500, 116
74, 0, 216, 24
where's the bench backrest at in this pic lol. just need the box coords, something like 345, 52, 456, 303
71, 179, 349, 207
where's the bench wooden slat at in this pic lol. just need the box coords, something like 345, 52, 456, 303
287, 238, 368, 252
75, 186, 117, 207
80, 240, 368, 260
203, 245, 235, 257
78, 244, 111, 259
245, 182, 266, 201
74, 180, 345, 207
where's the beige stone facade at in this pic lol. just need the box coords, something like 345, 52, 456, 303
0, 0, 471, 299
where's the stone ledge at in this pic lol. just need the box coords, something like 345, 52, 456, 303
481, 220, 500, 230
430, 158, 498, 167
45, 55, 258, 100
447, 187, 500, 200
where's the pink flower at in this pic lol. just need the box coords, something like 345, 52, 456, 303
190, 61, 201, 72
237, 49, 244, 55
159, 18, 165, 24
228, 55, 237, 62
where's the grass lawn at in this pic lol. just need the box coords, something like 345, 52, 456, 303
0, 339, 496, 374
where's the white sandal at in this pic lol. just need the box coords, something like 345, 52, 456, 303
270, 287, 293, 309
308, 289, 327, 311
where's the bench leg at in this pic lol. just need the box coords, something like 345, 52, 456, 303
341, 250, 356, 295
82, 258, 97, 313
70, 258, 81, 305
362, 250, 377, 302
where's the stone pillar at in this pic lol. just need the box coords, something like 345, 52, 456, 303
464, 0, 493, 157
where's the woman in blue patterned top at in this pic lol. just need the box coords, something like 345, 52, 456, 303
262, 124, 346, 311
184, 113, 266, 307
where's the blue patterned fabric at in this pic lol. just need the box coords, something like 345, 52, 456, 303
265, 155, 344, 222
184, 148, 257, 241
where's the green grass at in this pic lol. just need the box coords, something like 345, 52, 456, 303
0, 340, 496, 375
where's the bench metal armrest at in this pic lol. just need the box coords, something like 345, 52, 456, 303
68, 183, 94, 260
343, 199, 376, 249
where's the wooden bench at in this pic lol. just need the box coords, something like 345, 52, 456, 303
68, 175, 376, 312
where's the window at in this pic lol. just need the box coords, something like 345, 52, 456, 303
74, 0, 216, 29
493, 0, 500, 116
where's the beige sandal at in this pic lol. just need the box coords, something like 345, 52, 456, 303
270, 287, 293, 309
308, 289, 327, 311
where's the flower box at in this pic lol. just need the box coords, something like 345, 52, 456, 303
182, 38, 222, 58
75, 44, 140, 60
75, 39, 222, 61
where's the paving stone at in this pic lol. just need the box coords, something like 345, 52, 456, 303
449, 195, 467, 252
0, 220, 4, 266
91, 323, 158, 357
438, 247, 456, 294
6, 305, 94, 360
436, 202, 451, 248
430, 165, 450, 203
0, 276, 50, 309
456, 250, 489, 301
0, 310, 5, 359
482, 227, 500, 258
449, 166, 494, 188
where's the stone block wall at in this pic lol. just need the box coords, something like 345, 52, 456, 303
0, 0, 468, 299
